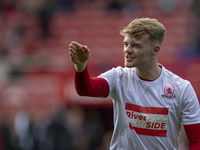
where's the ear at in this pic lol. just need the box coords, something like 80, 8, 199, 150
152, 45, 160, 55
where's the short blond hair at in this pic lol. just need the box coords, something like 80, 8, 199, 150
120, 18, 165, 45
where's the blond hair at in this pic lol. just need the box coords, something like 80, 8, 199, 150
120, 18, 166, 45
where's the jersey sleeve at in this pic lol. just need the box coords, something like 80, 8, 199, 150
74, 66, 109, 97
184, 123, 200, 150
98, 67, 120, 98
181, 83, 200, 125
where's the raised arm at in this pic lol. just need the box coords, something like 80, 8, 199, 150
69, 41, 109, 97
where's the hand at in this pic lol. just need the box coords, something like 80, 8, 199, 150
69, 41, 90, 72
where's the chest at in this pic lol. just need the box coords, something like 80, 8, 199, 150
116, 78, 179, 117
119, 82, 181, 137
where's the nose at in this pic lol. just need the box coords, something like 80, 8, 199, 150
124, 45, 132, 54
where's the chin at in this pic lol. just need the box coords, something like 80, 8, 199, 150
124, 63, 135, 68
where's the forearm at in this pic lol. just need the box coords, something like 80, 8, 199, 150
74, 66, 109, 97
184, 123, 200, 150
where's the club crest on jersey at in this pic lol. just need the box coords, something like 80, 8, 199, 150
162, 86, 175, 99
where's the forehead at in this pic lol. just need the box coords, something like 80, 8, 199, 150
123, 34, 150, 43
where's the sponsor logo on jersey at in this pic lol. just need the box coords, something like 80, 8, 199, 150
125, 103, 168, 137
161, 86, 175, 99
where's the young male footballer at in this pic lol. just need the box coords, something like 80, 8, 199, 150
69, 18, 200, 150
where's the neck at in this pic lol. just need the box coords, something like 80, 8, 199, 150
136, 63, 162, 81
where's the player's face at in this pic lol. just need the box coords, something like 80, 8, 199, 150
123, 34, 155, 68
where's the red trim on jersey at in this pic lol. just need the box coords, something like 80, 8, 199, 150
137, 65, 163, 81
184, 123, 200, 150
74, 66, 109, 97
138, 77, 156, 81
125, 103, 168, 115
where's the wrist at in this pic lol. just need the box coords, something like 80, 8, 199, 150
74, 63, 87, 72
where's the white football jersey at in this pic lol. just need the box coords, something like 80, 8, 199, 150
98, 64, 200, 150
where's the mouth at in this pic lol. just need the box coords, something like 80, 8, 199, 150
125, 56, 135, 61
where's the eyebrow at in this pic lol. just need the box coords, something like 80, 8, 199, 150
132, 43, 142, 47
123, 41, 142, 46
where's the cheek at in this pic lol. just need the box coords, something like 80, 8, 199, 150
137, 51, 151, 62
143, 53, 153, 63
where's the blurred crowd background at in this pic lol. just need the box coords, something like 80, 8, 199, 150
0, 0, 200, 149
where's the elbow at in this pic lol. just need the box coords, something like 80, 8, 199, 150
76, 89, 95, 97
76, 88, 90, 96
77, 91, 87, 96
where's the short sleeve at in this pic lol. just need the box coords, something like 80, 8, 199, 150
181, 83, 200, 125
98, 67, 126, 99
98, 68, 117, 97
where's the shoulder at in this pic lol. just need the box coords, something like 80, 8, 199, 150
161, 66, 197, 106
110, 66, 136, 76
98, 66, 136, 83
162, 66, 190, 87
161, 66, 193, 98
